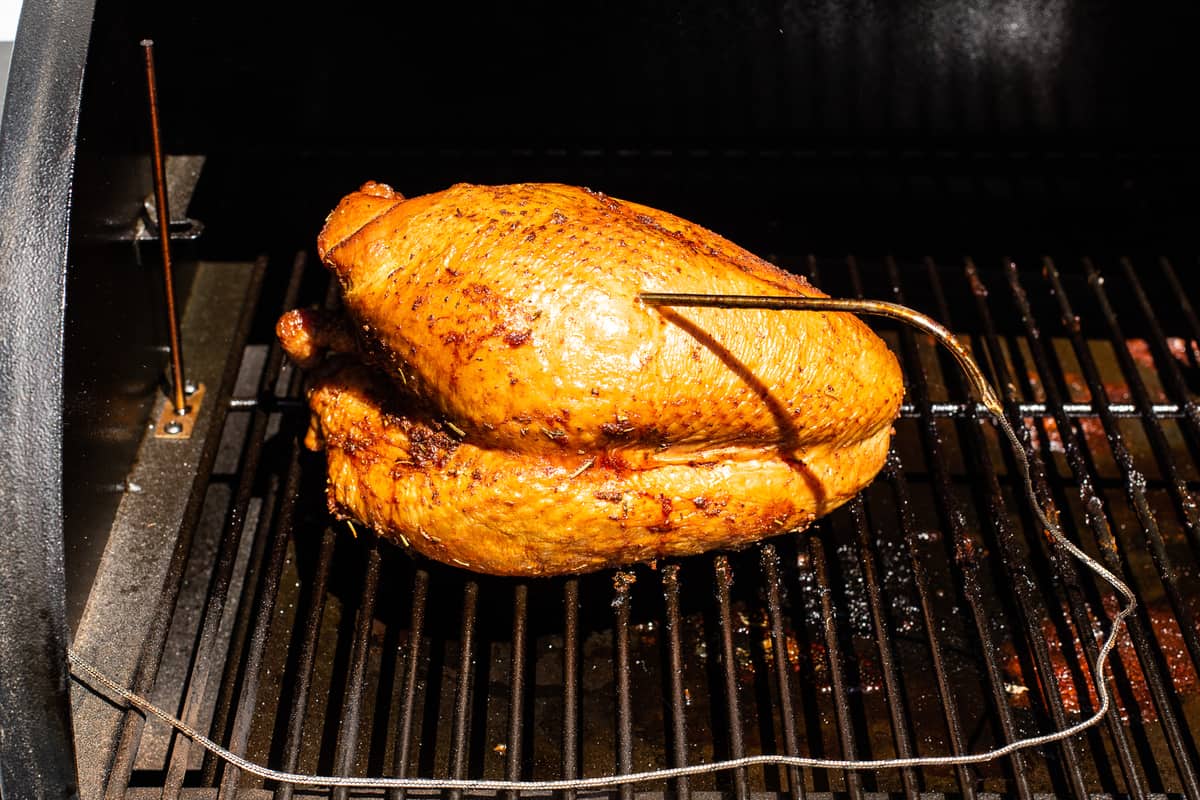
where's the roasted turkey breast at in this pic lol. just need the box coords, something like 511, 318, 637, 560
278, 181, 904, 576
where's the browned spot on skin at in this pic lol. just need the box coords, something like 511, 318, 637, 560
325, 425, 378, 458
595, 451, 631, 476
504, 329, 532, 347
523, 232, 536, 243
411, 296, 425, 310
550, 210, 567, 224
465, 283, 496, 301
406, 423, 458, 468
601, 421, 636, 438
658, 494, 674, 519
694, 496, 727, 517
442, 331, 465, 345
594, 490, 624, 503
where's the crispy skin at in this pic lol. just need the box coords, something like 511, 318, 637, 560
303, 362, 891, 575
282, 181, 904, 576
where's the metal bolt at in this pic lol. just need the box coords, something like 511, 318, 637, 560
164, 420, 183, 435
184, 380, 197, 396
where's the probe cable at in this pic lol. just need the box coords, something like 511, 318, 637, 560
69, 292, 1137, 791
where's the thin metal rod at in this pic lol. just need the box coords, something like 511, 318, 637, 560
205, 250, 308, 787
845, 498, 919, 799
660, 565, 691, 800
272, 528, 337, 800
504, 584, 529, 800
227, 396, 1184, 418
758, 545, 804, 800
388, 569, 429, 800
216, 439, 303, 800
447, 581, 480, 800
613, 573, 636, 800
805, 536, 864, 800
639, 291, 1002, 417
877, 452, 977, 800
561, 579, 580, 800
141, 39, 186, 413
713, 556, 750, 800
331, 545, 383, 800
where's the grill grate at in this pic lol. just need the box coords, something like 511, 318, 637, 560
92, 254, 1200, 799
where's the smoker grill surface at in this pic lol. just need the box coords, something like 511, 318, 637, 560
74, 252, 1200, 800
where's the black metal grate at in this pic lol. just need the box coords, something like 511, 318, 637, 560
97, 254, 1200, 800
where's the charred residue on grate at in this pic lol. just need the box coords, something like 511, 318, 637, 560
99, 253, 1200, 799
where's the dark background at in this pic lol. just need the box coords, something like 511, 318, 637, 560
74, 0, 1200, 258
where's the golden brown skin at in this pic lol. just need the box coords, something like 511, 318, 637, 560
280, 181, 904, 576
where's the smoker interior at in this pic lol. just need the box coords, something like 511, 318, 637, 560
60, 2, 1200, 799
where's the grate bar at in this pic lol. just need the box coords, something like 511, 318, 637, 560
713, 556, 750, 800
1008, 262, 1200, 800
561, 579, 580, 800
846, 498, 919, 800
758, 545, 804, 800
504, 584, 529, 800
661, 565, 691, 800
204, 252, 308, 788
847, 258, 975, 800
1119, 258, 1200, 485
883, 257, 1036, 800
159, 260, 299, 800
613, 573, 636, 800
447, 581, 480, 800
387, 568, 429, 800
200, 466, 282, 789
226, 397, 1187, 419
1042, 259, 1200, 690
272, 527, 337, 800
897, 401, 1185, 419
921, 258, 1098, 799
979, 262, 1147, 800
215, 439, 304, 799
877, 453, 977, 800
1087, 258, 1200, 555
331, 544, 383, 800
1159, 257, 1200, 369
806, 534, 864, 800
102, 260, 266, 800
226, 396, 1187, 419
997, 260, 1157, 800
